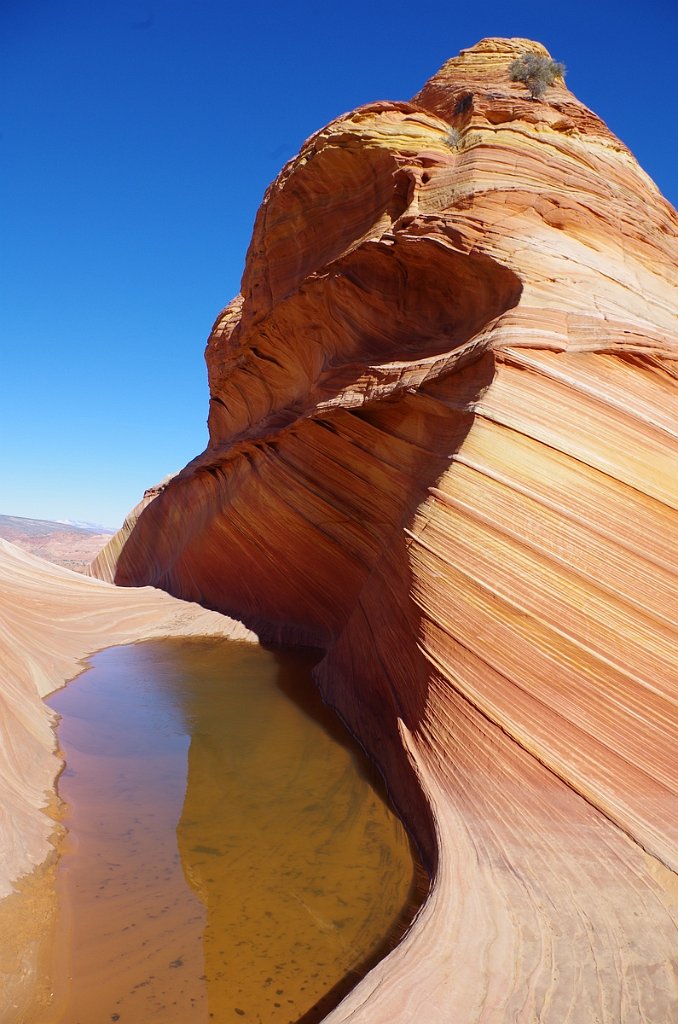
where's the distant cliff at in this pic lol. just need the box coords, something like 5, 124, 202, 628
93, 38, 678, 1023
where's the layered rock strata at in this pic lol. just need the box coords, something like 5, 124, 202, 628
94, 38, 678, 1022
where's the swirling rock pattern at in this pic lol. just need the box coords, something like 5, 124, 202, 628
95, 38, 678, 1023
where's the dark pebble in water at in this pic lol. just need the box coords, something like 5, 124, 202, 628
169, 957, 183, 968
234, 1010, 245, 1017
111, 1016, 120, 1022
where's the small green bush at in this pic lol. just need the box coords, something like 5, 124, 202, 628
508, 53, 566, 100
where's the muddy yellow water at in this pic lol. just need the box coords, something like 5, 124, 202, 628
46, 639, 424, 1024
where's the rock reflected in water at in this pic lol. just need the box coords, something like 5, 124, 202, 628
47, 639, 425, 1023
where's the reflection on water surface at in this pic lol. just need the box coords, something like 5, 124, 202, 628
47, 639, 424, 1023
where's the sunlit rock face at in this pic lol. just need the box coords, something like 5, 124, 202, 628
99, 38, 678, 1023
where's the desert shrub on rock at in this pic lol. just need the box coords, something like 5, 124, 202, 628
509, 53, 566, 99
444, 127, 462, 149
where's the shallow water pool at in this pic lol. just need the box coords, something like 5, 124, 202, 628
47, 639, 423, 1023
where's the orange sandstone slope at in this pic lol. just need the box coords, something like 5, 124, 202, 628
96, 39, 678, 1022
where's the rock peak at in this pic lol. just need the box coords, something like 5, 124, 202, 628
415, 36, 600, 137
423, 36, 555, 86
461, 36, 552, 57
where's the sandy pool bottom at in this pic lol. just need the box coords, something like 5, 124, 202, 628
46, 638, 424, 1024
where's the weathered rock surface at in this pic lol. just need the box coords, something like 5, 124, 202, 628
87, 36, 678, 1021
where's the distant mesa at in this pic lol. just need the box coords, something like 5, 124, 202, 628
0, 514, 115, 574
55, 518, 115, 533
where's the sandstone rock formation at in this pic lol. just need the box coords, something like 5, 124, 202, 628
88, 476, 172, 582
86, 36, 678, 1021
0, 538, 253, 1020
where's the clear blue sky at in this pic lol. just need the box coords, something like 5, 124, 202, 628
2, 0, 676, 527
